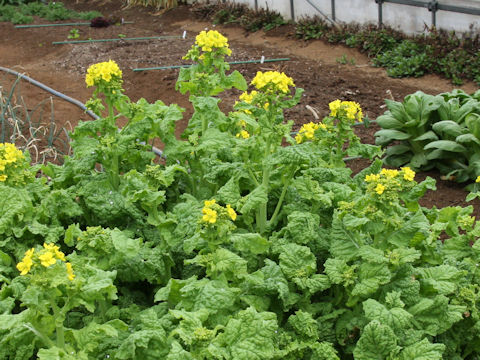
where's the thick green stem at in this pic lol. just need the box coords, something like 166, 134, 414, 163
49, 296, 65, 349
201, 114, 208, 135
258, 138, 272, 234
268, 168, 296, 228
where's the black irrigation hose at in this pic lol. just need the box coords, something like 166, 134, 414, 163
0, 66, 164, 157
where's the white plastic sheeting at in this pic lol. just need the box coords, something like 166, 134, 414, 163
201, 0, 480, 34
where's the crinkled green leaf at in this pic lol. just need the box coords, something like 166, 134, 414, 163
353, 320, 398, 360
208, 307, 277, 360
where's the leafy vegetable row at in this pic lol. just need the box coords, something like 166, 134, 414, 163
375, 89, 480, 183
2, 31, 480, 359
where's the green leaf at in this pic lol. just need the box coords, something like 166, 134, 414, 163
167, 341, 194, 360
456, 133, 480, 146
416, 265, 465, 295
385, 144, 411, 155
353, 320, 398, 360
288, 310, 319, 339
226, 70, 248, 91
279, 244, 316, 280
466, 113, 480, 139
432, 120, 467, 138
324, 258, 357, 286
375, 113, 404, 129
351, 262, 391, 298
408, 295, 465, 336
387, 211, 429, 248
208, 307, 277, 360
362, 298, 413, 335
375, 129, 411, 146
396, 338, 445, 360
413, 130, 439, 142
231, 233, 270, 254
239, 184, 268, 214
423, 140, 467, 153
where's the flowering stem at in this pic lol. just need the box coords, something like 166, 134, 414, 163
268, 167, 296, 228
49, 295, 65, 349
258, 138, 272, 234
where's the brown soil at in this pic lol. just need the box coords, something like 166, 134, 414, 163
1, 0, 479, 214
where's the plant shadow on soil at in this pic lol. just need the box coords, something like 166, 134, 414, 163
0, 0, 478, 214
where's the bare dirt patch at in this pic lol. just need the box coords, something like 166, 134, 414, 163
1, 0, 478, 213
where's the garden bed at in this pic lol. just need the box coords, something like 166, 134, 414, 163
0, 1, 478, 209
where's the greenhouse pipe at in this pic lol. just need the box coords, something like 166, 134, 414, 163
303, 0, 339, 27
381, 0, 480, 15
0, 66, 164, 157
15, 21, 134, 28
331, 0, 336, 21
52, 35, 183, 45
0, 66, 99, 120
132, 58, 291, 72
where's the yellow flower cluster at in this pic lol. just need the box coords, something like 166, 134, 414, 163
239, 90, 258, 104
202, 199, 218, 224
329, 100, 363, 121
0, 143, 25, 182
85, 60, 123, 87
251, 71, 295, 94
195, 30, 232, 55
364, 167, 416, 196
295, 122, 327, 144
201, 199, 237, 224
16, 243, 75, 281
236, 130, 250, 139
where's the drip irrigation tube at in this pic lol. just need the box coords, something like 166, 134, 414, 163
15, 21, 134, 28
132, 58, 291, 72
0, 66, 164, 157
52, 35, 183, 45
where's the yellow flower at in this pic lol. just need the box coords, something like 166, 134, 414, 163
85, 60, 122, 87
251, 71, 295, 94
380, 169, 399, 178
375, 183, 386, 195
236, 130, 250, 139
202, 208, 218, 224
365, 174, 380, 182
66, 262, 75, 281
226, 204, 237, 221
16, 248, 35, 275
328, 99, 342, 117
476, 175, 480, 183
401, 167, 416, 182
239, 90, 258, 104
195, 30, 231, 55
44, 243, 66, 261
0, 174, 7, 182
328, 100, 363, 121
296, 122, 322, 143
39, 251, 56, 268
17, 257, 33, 275
204, 199, 216, 207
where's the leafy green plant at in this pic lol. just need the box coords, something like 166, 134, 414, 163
0, 1, 102, 24
375, 89, 480, 182
336, 54, 355, 65
67, 28, 80, 39
373, 40, 432, 78
4, 30, 480, 359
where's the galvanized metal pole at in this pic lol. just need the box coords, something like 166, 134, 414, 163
290, 0, 295, 20
331, 0, 336, 21
428, 0, 438, 27
375, 0, 384, 27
